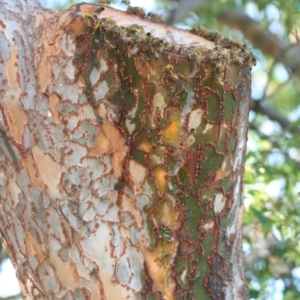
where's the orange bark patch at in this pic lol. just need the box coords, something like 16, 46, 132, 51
137, 139, 153, 153
4, 45, 27, 144
7, 178, 21, 208
22, 154, 45, 191
90, 120, 128, 178
5, 45, 19, 89
102, 121, 125, 151
152, 167, 167, 193
129, 159, 148, 195
140, 237, 177, 300
37, 55, 52, 93
112, 149, 127, 179
89, 119, 125, 154
155, 199, 178, 228
25, 231, 45, 261
162, 119, 180, 144
49, 93, 60, 124
32, 145, 61, 197
214, 156, 231, 183
89, 130, 110, 155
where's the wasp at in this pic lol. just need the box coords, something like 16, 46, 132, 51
126, 24, 145, 34
121, 0, 130, 6
142, 55, 151, 62
90, 268, 98, 277
166, 44, 178, 52
230, 49, 244, 66
119, 30, 134, 45
161, 63, 178, 80
245, 54, 256, 70
147, 12, 164, 23
83, 14, 101, 30
96, 116, 103, 124
125, 136, 132, 146
127, 46, 139, 58
98, 0, 111, 5
125, 115, 134, 120
102, 18, 117, 31
102, 39, 116, 50
95, 6, 105, 14
132, 33, 147, 44
127, 6, 146, 18
207, 30, 222, 43
155, 252, 171, 267
190, 25, 209, 38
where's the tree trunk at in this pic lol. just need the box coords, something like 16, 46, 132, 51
0, 1, 253, 299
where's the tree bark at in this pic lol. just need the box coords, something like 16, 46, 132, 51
0, 1, 252, 299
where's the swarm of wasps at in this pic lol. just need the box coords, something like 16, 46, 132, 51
189, 25, 257, 85
190, 25, 257, 70
91, 1, 255, 85
84, 6, 166, 61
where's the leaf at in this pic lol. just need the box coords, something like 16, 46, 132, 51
249, 289, 259, 298
272, 225, 283, 242
250, 207, 271, 225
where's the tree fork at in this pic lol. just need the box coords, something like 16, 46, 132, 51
0, 1, 254, 299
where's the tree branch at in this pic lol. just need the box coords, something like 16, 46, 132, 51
166, 3, 300, 74
250, 100, 300, 134
249, 123, 300, 168
216, 11, 300, 74
165, 0, 207, 25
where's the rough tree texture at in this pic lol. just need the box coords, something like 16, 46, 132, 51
0, 1, 254, 299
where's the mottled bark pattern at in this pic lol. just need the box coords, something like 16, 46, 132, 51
0, 2, 251, 300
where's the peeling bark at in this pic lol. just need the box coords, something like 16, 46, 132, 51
0, 1, 252, 299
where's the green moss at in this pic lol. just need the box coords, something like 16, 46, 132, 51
196, 144, 223, 186
194, 121, 218, 145
176, 262, 193, 288
175, 257, 187, 273
132, 149, 146, 165
201, 64, 214, 87
157, 225, 172, 242
149, 129, 158, 144
227, 64, 240, 85
146, 178, 159, 211
193, 258, 209, 300
223, 92, 236, 120
111, 91, 123, 105
199, 186, 216, 202
186, 201, 202, 242
217, 122, 229, 153
146, 294, 159, 300
148, 83, 156, 96
176, 90, 188, 107
166, 156, 176, 174
122, 88, 136, 110
206, 92, 220, 121
146, 218, 155, 249
178, 168, 189, 188
218, 176, 233, 194
228, 133, 237, 152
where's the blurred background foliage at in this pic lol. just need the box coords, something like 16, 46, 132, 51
1, 0, 300, 299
